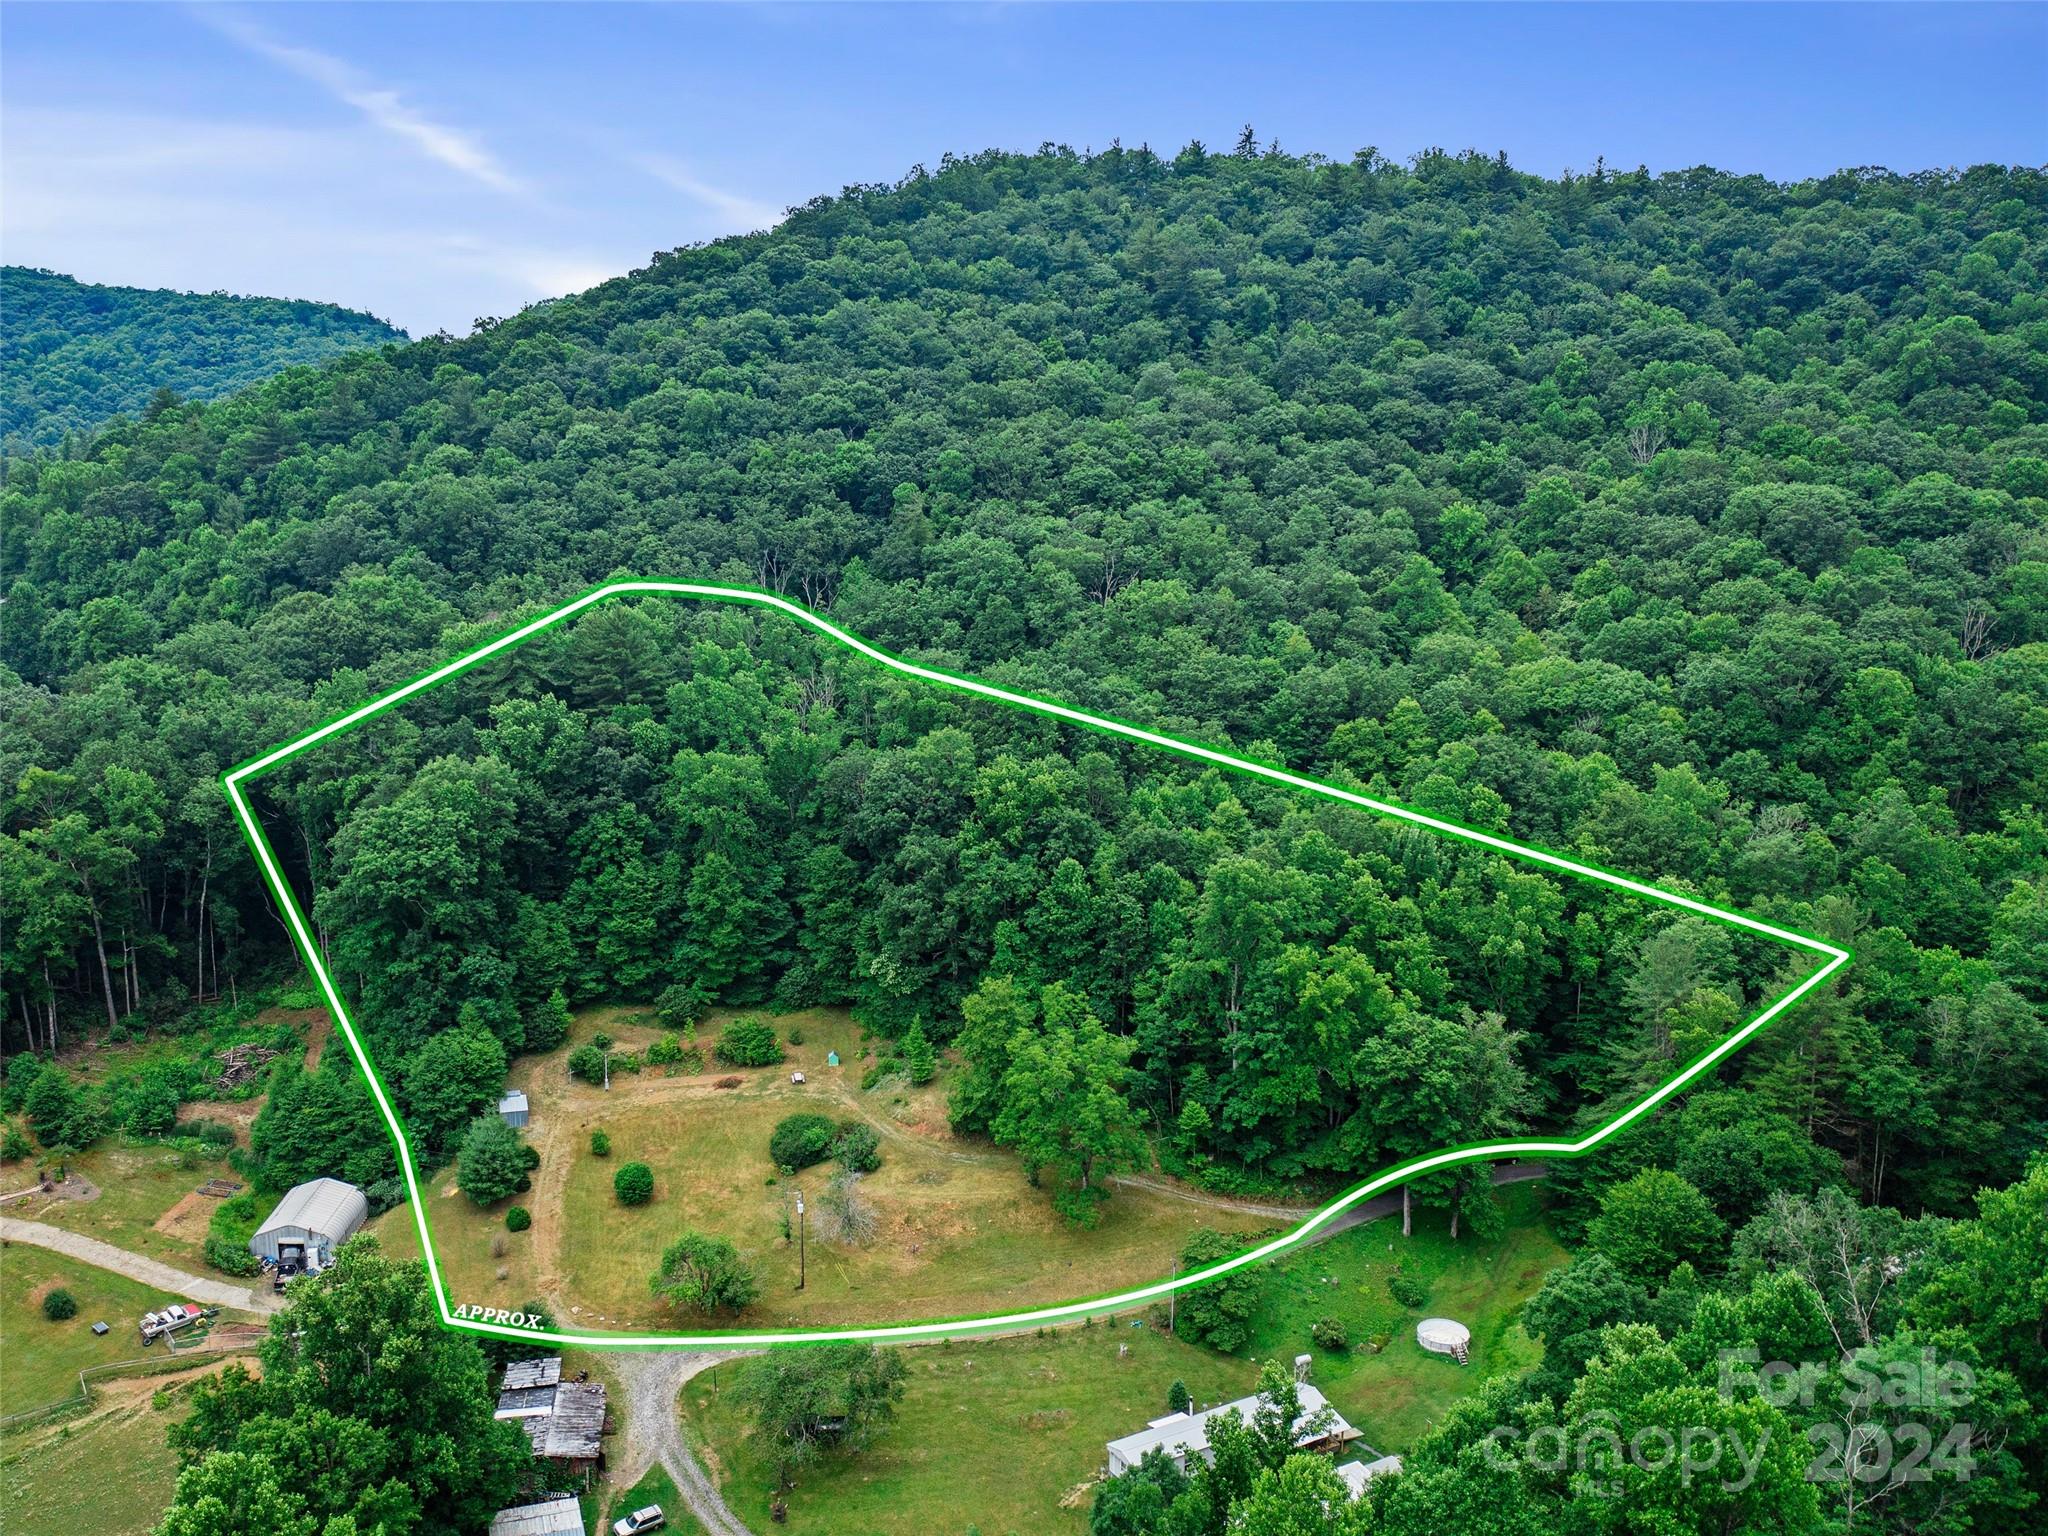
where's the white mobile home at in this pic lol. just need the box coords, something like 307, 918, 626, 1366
1104, 1383, 1359, 1476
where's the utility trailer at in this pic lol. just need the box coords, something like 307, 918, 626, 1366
139, 1302, 216, 1344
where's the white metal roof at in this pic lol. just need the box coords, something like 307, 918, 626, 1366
489, 1496, 583, 1536
499, 1090, 529, 1112
254, 1178, 368, 1241
1106, 1383, 1347, 1468
1336, 1455, 1403, 1499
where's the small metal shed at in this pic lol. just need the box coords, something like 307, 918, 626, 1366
498, 1089, 530, 1128
249, 1177, 368, 1269
489, 1496, 584, 1536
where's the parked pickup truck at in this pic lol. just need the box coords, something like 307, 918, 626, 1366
139, 1303, 213, 1343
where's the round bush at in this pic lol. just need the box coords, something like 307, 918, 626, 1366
1311, 1316, 1349, 1351
590, 1129, 612, 1157
506, 1206, 532, 1232
768, 1113, 837, 1172
715, 1016, 784, 1068
42, 1288, 78, 1321
566, 1044, 606, 1084
1387, 1271, 1428, 1309
614, 1161, 655, 1206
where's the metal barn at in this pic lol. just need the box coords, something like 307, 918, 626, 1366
248, 1177, 369, 1269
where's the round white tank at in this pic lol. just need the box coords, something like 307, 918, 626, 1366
1416, 1317, 1471, 1355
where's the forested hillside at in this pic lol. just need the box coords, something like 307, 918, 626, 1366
7, 137, 2047, 1536
0, 266, 404, 448
8, 144, 2039, 1204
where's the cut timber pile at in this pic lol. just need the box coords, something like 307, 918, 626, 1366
212, 1044, 279, 1090
197, 1179, 243, 1198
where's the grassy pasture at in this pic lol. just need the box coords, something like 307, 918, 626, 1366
4, 1141, 244, 1274
682, 1320, 1259, 1536
0, 1248, 185, 1413
538, 1009, 1266, 1332
1236, 1183, 1566, 1450
0, 1375, 198, 1536
681, 1193, 1564, 1533
377, 1005, 1264, 1334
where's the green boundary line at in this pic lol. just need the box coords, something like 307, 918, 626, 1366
221, 580, 1851, 1350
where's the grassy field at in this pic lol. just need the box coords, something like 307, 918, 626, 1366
378, 1005, 1266, 1333
682, 1192, 1566, 1533
6, 1139, 247, 1272
682, 1320, 1264, 1536
1236, 1183, 1566, 1450
0, 1371, 208, 1536
0, 1247, 237, 1415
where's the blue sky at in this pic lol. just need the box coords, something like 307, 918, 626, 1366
5, 2, 2043, 337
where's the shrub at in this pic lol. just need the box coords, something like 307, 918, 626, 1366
590, 1129, 612, 1157
506, 1206, 532, 1232
786, 1026, 805, 1046
656, 982, 708, 1031
1167, 1379, 1191, 1413
1387, 1271, 1428, 1310
646, 1033, 686, 1066
1053, 1186, 1106, 1227
1311, 1316, 1349, 1351
566, 1044, 606, 1084
204, 1236, 262, 1276
42, 1288, 78, 1321
0, 1123, 30, 1161
769, 1113, 837, 1172
716, 1016, 784, 1067
830, 1120, 881, 1173
614, 1161, 655, 1206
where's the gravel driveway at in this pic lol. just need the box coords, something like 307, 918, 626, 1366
0, 1214, 281, 1313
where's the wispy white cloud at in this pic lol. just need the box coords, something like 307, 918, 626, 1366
193, 6, 528, 196
634, 152, 785, 232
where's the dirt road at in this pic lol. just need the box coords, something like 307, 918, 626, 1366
0, 1215, 280, 1314
608, 1350, 754, 1536
1113, 1159, 1553, 1239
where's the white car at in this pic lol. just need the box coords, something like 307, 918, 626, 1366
612, 1507, 665, 1536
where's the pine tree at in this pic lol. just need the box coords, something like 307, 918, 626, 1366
902, 1016, 936, 1085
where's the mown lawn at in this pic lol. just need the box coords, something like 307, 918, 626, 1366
682, 1190, 1566, 1533
1235, 1182, 1567, 1450
550, 1092, 1264, 1333
682, 1321, 1262, 1536
0, 1247, 202, 1414
601, 1461, 706, 1536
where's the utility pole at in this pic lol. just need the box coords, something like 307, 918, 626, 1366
795, 1189, 807, 1291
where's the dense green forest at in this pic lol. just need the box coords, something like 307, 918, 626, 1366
3, 139, 2045, 1533
1, 266, 405, 449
